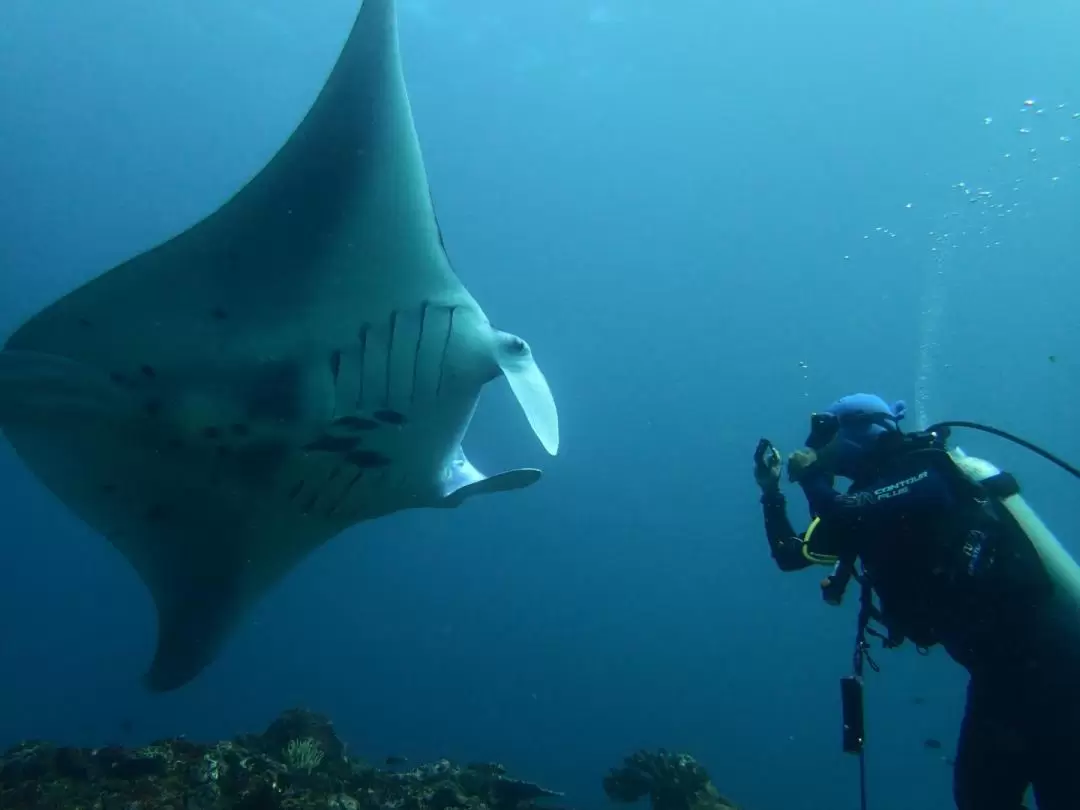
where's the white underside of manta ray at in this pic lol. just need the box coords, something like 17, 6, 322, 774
0, 0, 559, 691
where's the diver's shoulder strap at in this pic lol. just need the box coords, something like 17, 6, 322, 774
979, 471, 1021, 499
939, 448, 1022, 506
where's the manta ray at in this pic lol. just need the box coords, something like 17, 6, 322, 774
0, 0, 559, 691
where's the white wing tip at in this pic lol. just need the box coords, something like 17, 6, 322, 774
539, 420, 560, 456
497, 341, 559, 456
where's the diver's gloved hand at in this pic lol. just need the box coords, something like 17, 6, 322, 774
753, 438, 782, 491
786, 447, 819, 483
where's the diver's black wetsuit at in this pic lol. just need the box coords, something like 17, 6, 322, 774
762, 443, 1080, 810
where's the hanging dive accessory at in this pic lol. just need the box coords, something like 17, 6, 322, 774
825, 555, 908, 810
840, 570, 887, 810
840, 674, 864, 755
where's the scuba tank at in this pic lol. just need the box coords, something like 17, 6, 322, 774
949, 446, 1080, 622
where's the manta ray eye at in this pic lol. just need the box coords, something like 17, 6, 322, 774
508, 337, 527, 354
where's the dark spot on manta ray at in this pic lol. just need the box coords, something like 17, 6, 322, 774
210, 307, 229, 321
230, 423, 250, 437
109, 371, 130, 386
288, 481, 304, 501
145, 504, 168, 523
373, 409, 406, 425
301, 491, 319, 514
332, 415, 379, 431
140, 364, 157, 379
345, 450, 391, 468
77, 317, 93, 329
303, 435, 362, 453
202, 426, 221, 440
144, 398, 163, 418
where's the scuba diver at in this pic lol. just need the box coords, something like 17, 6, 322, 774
754, 393, 1080, 810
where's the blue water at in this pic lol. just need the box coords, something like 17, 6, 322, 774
1, 1, 1078, 809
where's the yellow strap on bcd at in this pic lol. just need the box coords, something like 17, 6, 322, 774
801, 516, 839, 565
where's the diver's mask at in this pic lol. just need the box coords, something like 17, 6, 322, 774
806, 412, 842, 450
804, 411, 907, 481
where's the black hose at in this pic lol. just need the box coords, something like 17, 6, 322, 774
928, 421, 1080, 481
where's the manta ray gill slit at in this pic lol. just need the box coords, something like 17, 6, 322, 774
436, 305, 457, 397
409, 301, 430, 407
329, 349, 342, 390
356, 324, 369, 408
383, 310, 397, 408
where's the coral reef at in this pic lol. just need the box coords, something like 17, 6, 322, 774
602, 750, 740, 810
0, 708, 566, 810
